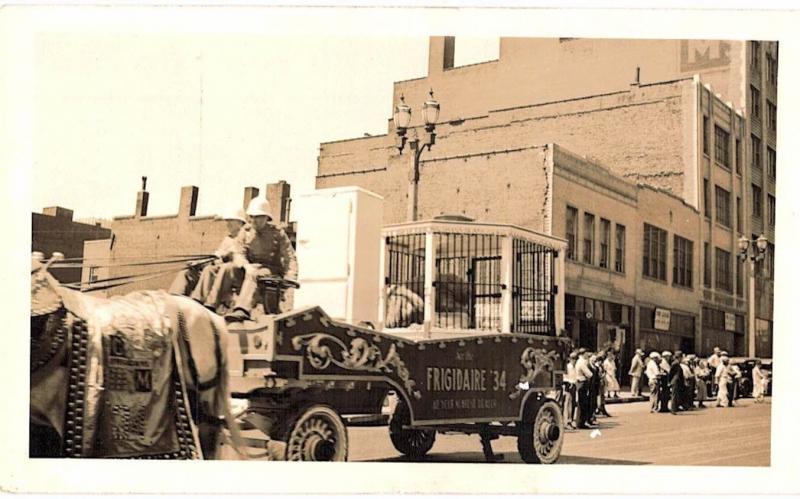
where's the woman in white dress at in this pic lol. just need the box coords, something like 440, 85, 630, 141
752, 359, 766, 403
604, 351, 621, 398
716, 357, 731, 407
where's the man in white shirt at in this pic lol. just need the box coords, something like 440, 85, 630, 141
715, 356, 731, 407
574, 349, 594, 429
628, 349, 645, 397
645, 352, 662, 413
563, 351, 578, 429
707, 346, 722, 396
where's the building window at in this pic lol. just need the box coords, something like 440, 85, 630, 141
768, 53, 778, 84
88, 267, 99, 283
736, 196, 743, 234
767, 194, 776, 228
767, 101, 777, 131
735, 139, 741, 174
583, 212, 595, 265
715, 185, 731, 228
715, 247, 732, 293
750, 85, 761, 119
615, 224, 626, 273
714, 126, 730, 168
565, 206, 578, 261
752, 184, 763, 218
703, 179, 711, 218
736, 259, 744, 297
643, 223, 667, 281
702, 116, 709, 155
599, 218, 610, 269
752, 135, 762, 171
673, 235, 693, 288
704, 242, 712, 288
750, 41, 761, 70
765, 243, 775, 279
767, 147, 776, 180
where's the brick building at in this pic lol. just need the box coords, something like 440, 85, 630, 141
316, 37, 776, 366
32, 206, 112, 284
81, 181, 294, 297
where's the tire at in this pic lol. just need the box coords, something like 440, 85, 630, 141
517, 398, 564, 464
284, 404, 348, 461
389, 400, 435, 459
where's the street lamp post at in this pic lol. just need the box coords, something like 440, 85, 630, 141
394, 90, 440, 222
738, 234, 768, 357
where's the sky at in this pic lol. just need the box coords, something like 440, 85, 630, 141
31, 29, 498, 220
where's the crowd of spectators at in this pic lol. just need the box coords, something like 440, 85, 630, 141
561, 345, 771, 427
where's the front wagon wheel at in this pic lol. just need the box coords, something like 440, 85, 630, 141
389, 400, 435, 459
517, 399, 563, 464
285, 405, 348, 461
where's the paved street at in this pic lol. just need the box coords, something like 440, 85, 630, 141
347, 398, 771, 466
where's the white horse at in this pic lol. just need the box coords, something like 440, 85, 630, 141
30, 253, 245, 459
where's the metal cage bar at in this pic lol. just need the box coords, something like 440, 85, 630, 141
512, 237, 557, 335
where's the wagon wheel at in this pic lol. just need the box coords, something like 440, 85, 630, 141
389, 399, 435, 459
517, 399, 563, 464
285, 405, 348, 462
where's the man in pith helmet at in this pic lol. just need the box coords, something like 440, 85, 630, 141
169, 206, 248, 300
221, 196, 297, 323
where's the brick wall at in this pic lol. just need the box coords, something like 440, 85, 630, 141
319, 80, 694, 222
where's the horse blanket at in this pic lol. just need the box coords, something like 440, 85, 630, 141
62, 291, 203, 458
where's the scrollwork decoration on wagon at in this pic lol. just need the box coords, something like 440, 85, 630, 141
509, 347, 561, 400
291, 332, 422, 399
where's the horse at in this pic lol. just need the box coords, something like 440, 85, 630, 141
30, 253, 245, 459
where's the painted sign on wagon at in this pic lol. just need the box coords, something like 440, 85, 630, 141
274, 307, 570, 423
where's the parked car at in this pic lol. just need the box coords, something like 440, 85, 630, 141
729, 358, 773, 398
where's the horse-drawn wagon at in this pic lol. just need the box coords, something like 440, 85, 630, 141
227, 218, 571, 463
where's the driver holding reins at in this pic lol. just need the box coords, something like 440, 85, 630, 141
213, 196, 298, 323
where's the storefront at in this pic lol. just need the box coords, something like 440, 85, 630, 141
755, 318, 773, 358
565, 294, 634, 385
700, 306, 745, 356
637, 305, 696, 355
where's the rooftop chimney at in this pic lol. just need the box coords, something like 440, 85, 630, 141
135, 177, 149, 218
243, 186, 260, 211
178, 185, 199, 219
266, 180, 291, 224
42, 206, 74, 221
428, 36, 455, 75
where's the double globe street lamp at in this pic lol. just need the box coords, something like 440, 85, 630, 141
738, 234, 768, 357
394, 89, 440, 221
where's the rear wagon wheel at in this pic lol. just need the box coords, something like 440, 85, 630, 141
517, 399, 563, 464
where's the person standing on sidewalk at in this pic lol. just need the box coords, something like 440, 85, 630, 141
752, 359, 766, 403
574, 349, 595, 429
659, 351, 673, 413
646, 352, 662, 412
603, 350, 621, 399
707, 346, 722, 397
716, 356, 731, 407
667, 351, 684, 414
694, 358, 710, 408
563, 351, 578, 429
628, 349, 645, 397
681, 355, 695, 410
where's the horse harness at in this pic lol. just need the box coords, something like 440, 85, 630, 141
31, 303, 224, 459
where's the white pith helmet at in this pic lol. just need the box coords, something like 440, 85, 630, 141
246, 196, 273, 220
221, 207, 247, 224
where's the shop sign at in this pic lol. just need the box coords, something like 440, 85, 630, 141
654, 308, 671, 331
724, 312, 736, 332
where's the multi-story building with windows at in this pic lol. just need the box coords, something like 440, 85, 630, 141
316, 37, 777, 378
